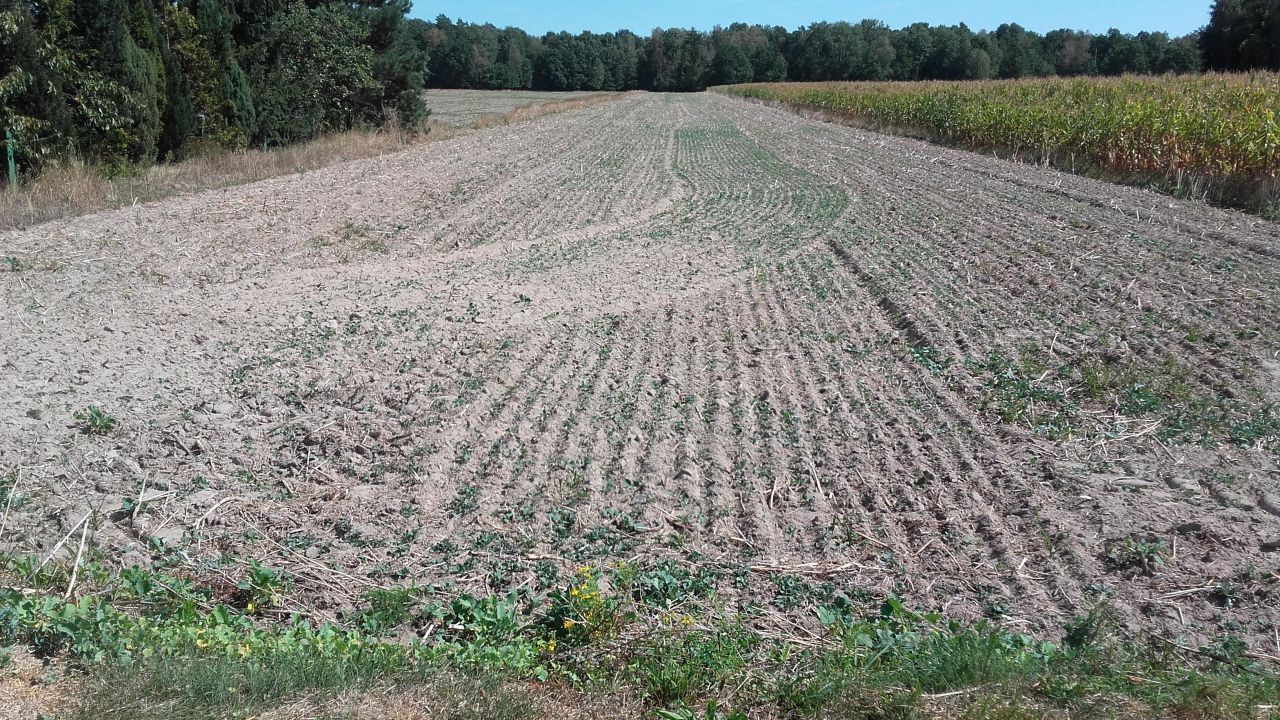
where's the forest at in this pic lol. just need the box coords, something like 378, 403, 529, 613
1, 0, 1278, 175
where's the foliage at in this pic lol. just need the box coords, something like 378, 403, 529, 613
247, 5, 383, 147
74, 405, 119, 434
541, 566, 620, 647
1, 557, 1277, 719
719, 74, 1280, 188
419, 16, 1206, 94
1202, 0, 1280, 71
0, 0, 428, 176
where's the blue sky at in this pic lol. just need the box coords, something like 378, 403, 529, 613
410, 1, 1212, 37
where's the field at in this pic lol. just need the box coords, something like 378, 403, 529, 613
719, 74, 1280, 215
423, 89, 608, 127
2, 91, 1279, 716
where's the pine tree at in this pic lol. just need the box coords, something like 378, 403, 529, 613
196, 0, 255, 144
360, 0, 429, 127
69, 0, 163, 164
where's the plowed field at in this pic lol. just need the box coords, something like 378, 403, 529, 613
3, 92, 1278, 651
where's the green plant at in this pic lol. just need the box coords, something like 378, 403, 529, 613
73, 405, 118, 434
3, 555, 1279, 720
631, 619, 756, 706
447, 484, 480, 515
633, 562, 718, 608
720, 74, 1280, 215
542, 566, 620, 647
356, 587, 419, 633
237, 562, 289, 613
910, 345, 952, 375
1104, 536, 1167, 575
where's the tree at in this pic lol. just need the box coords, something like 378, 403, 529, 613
1097, 29, 1151, 74
248, 4, 382, 146
922, 25, 977, 80
646, 28, 712, 91
1202, 0, 1280, 70
196, 0, 255, 144
0, 2, 53, 175
358, 0, 429, 126
67, 0, 164, 163
891, 23, 933, 79
1044, 29, 1097, 76
993, 23, 1051, 77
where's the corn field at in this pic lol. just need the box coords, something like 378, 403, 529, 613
718, 75, 1280, 186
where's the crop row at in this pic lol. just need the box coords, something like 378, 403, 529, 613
717, 74, 1280, 199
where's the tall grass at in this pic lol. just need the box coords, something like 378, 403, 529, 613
717, 74, 1280, 215
0, 119, 436, 230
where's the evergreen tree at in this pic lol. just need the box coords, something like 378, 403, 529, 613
197, 0, 255, 145
248, 4, 382, 146
69, 0, 162, 163
359, 0, 429, 126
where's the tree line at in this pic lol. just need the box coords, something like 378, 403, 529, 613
423, 18, 1209, 93
2, 0, 1278, 178
0, 0, 429, 174
423, 0, 1280, 94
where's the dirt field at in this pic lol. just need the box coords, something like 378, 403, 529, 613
2, 92, 1278, 652
423, 89, 601, 126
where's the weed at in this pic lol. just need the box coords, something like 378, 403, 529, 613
237, 561, 288, 613
656, 701, 748, 720
447, 484, 480, 516
357, 587, 420, 633
910, 345, 952, 375
1104, 536, 1167, 575
633, 562, 718, 608
629, 619, 757, 706
74, 405, 119, 434
3, 557, 1278, 719
542, 566, 620, 647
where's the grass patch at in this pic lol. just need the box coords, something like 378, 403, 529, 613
0, 120, 438, 230
963, 347, 1280, 452
1, 556, 1276, 719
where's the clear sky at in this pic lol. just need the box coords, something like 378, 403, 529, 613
409, 1, 1212, 37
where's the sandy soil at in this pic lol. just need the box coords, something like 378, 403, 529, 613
423, 89, 600, 126
2, 92, 1278, 651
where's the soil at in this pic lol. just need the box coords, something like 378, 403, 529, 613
2, 92, 1278, 652
423, 89, 602, 127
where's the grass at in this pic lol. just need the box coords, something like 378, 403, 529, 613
716, 74, 1280, 215
956, 346, 1280, 452
0, 120, 432, 230
3, 555, 1277, 720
